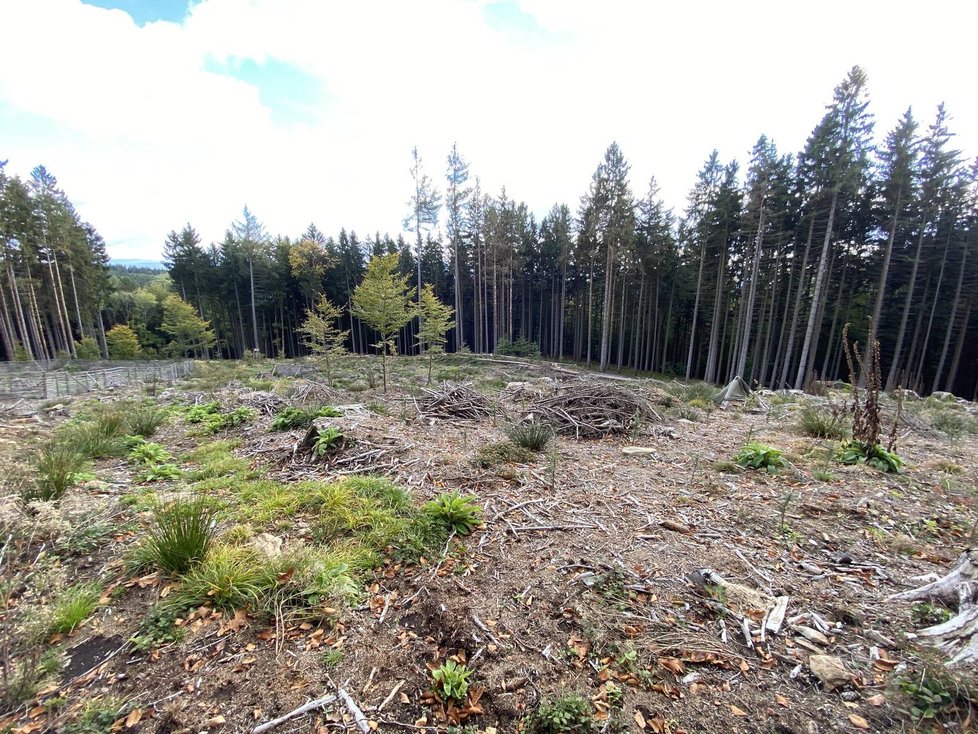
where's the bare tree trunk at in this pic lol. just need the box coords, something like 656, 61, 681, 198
913, 228, 952, 389
685, 238, 707, 379
931, 239, 967, 393
704, 233, 728, 383
779, 216, 815, 387
944, 300, 970, 395
795, 190, 838, 388
886, 219, 928, 391
6, 259, 34, 359
866, 186, 902, 371
248, 256, 259, 354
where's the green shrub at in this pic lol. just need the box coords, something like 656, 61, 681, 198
74, 337, 101, 360
838, 440, 903, 473
185, 401, 222, 424
27, 444, 89, 501
49, 583, 102, 634
798, 406, 849, 439
431, 660, 472, 702
269, 405, 342, 431
523, 694, 597, 733
423, 493, 481, 535
198, 407, 255, 434
733, 442, 787, 472
473, 441, 533, 468
505, 420, 555, 451
127, 441, 171, 465
126, 404, 168, 437
145, 499, 217, 575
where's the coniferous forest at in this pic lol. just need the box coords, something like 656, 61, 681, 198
2, 67, 976, 397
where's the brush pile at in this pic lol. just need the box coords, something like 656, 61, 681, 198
415, 382, 495, 420
527, 381, 659, 437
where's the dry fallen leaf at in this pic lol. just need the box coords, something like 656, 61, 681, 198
775, 694, 790, 708
659, 657, 685, 675
633, 710, 647, 729
866, 694, 885, 707
729, 704, 748, 717
848, 714, 870, 729
124, 708, 143, 728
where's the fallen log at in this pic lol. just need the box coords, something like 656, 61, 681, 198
889, 549, 978, 666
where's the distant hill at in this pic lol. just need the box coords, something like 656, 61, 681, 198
111, 258, 165, 270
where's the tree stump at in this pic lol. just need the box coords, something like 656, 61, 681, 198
889, 549, 978, 666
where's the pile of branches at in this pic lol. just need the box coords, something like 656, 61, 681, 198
216, 385, 287, 416
415, 381, 495, 420
289, 379, 340, 405
527, 381, 659, 437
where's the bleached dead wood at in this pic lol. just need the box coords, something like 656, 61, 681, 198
251, 694, 338, 734
889, 549, 978, 666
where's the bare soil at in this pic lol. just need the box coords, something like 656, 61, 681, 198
1, 356, 976, 734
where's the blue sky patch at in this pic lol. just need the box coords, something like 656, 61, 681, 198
83, 0, 189, 25
204, 57, 332, 127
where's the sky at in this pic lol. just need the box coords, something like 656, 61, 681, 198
1, 0, 976, 261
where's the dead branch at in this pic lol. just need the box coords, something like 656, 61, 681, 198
526, 380, 660, 437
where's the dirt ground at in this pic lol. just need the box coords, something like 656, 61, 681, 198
1, 355, 977, 734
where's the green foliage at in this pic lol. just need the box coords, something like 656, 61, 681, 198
269, 405, 341, 431
127, 441, 171, 465
431, 659, 472, 702
473, 441, 534, 468
523, 694, 597, 733
298, 295, 349, 385
838, 440, 904, 473
798, 406, 849, 439
505, 420, 554, 451
351, 253, 415, 392
912, 602, 953, 627
416, 284, 455, 382
125, 404, 168, 437
312, 427, 345, 456
130, 603, 185, 651
495, 337, 541, 358
186, 403, 256, 434
0, 647, 64, 711
185, 401, 222, 423
27, 444, 89, 501
733, 442, 787, 472
62, 697, 128, 734
105, 324, 141, 359
137, 463, 182, 483
423, 493, 481, 535
667, 381, 717, 405
74, 336, 101, 359
145, 499, 217, 575
899, 674, 954, 721
927, 408, 975, 437
176, 545, 268, 611
48, 583, 101, 634
59, 407, 128, 458
161, 293, 216, 357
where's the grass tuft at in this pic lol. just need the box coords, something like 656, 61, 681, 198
48, 583, 102, 634
27, 444, 89, 501
145, 499, 217, 575
505, 420, 555, 451
798, 406, 850, 439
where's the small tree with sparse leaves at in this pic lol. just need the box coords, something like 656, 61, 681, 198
352, 254, 414, 393
416, 285, 454, 383
298, 295, 349, 386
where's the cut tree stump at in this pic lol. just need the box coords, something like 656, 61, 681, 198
889, 549, 978, 666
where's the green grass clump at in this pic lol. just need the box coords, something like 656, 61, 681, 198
201, 407, 256, 434
269, 405, 342, 431
125, 404, 168, 437
59, 408, 128, 458
62, 697, 128, 734
185, 401, 222, 424
798, 406, 849, 439
27, 444, 89, 501
144, 499, 217, 575
523, 694, 597, 733
838, 441, 903, 473
423, 493, 481, 535
667, 381, 717, 405
473, 441, 534, 468
48, 583, 102, 634
175, 545, 269, 611
505, 420, 555, 451
0, 648, 63, 711
927, 409, 973, 437
734, 442, 788, 472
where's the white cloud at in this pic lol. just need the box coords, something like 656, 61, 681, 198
0, 0, 975, 259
